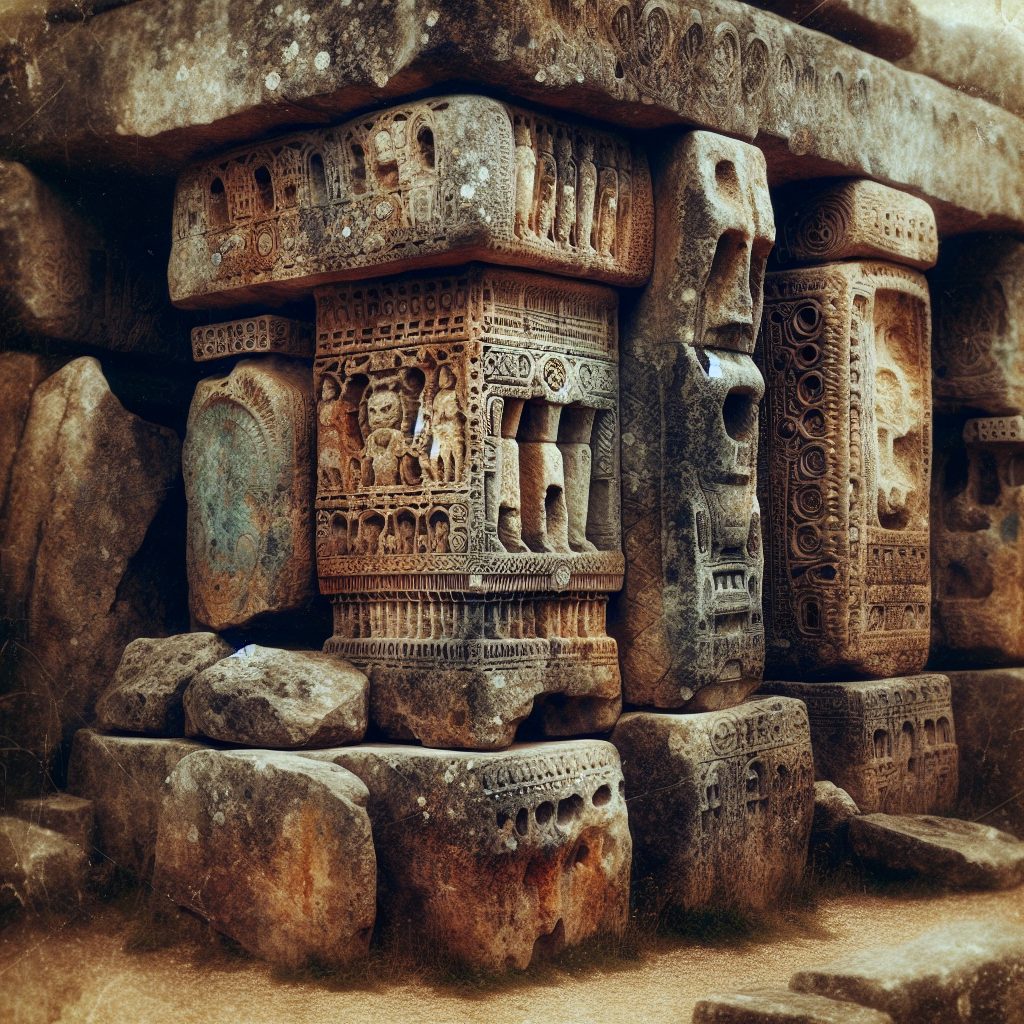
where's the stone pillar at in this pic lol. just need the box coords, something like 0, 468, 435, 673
314, 267, 625, 749
758, 179, 938, 678
618, 130, 775, 711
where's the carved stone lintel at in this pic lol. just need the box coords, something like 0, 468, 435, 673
169, 96, 653, 308
758, 260, 932, 678
190, 315, 314, 363
761, 675, 958, 816
612, 697, 814, 915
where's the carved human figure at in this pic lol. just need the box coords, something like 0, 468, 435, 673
360, 386, 406, 487
429, 365, 465, 483
554, 133, 577, 248
514, 121, 537, 239
875, 320, 920, 526
577, 139, 598, 251
596, 167, 618, 257
318, 376, 365, 491
534, 128, 558, 242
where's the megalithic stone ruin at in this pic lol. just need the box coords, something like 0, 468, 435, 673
618, 131, 775, 711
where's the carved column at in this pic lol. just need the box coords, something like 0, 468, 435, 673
618, 130, 776, 711
758, 179, 938, 678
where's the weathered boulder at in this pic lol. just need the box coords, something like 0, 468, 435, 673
95, 633, 234, 737
0, 358, 184, 795
611, 698, 814, 917
13, 793, 94, 853
791, 920, 1024, 1023
947, 668, 1024, 837
183, 645, 367, 749
693, 987, 893, 1023
849, 813, 1024, 890
302, 741, 631, 972
153, 749, 376, 970
0, 817, 88, 913
183, 357, 317, 634
811, 782, 861, 866
67, 730, 207, 881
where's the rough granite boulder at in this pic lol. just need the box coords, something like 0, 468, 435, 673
811, 782, 861, 863
849, 813, 1024, 890
0, 817, 88, 913
153, 749, 376, 970
693, 987, 893, 1023
791, 920, 1024, 1023
183, 645, 368, 749
95, 633, 234, 737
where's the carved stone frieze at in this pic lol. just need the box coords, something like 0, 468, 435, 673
933, 237, 1024, 416
169, 96, 653, 308
183, 357, 316, 633
761, 675, 958, 816
932, 415, 1024, 665
758, 260, 932, 678
611, 696, 814, 915
190, 315, 314, 363
772, 179, 938, 271
315, 266, 623, 748
618, 131, 774, 711
301, 740, 630, 972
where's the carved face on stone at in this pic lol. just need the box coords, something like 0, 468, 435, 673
366, 387, 402, 432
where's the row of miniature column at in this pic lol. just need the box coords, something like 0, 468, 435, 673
174, 93, 1023, 757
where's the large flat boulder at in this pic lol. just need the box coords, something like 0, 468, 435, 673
153, 749, 376, 970
183, 645, 367, 748
791, 920, 1024, 1023
0, 358, 185, 795
0, 817, 88, 913
849, 813, 1024, 890
95, 633, 234, 737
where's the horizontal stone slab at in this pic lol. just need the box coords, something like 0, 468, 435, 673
1, 1, 1023, 234
693, 987, 893, 1023
191, 315, 314, 362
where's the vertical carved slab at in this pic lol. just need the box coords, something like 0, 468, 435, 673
619, 131, 775, 710
933, 237, 1024, 415
302, 741, 630, 971
190, 315, 313, 363
183, 357, 315, 632
611, 697, 814, 915
762, 676, 959, 815
315, 267, 623, 749
932, 415, 1024, 663
169, 96, 653, 308
758, 262, 932, 677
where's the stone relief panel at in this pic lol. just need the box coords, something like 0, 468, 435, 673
169, 96, 653, 308
612, 697, 814, 916
762, 676, 958, 815
772, 178, 938, 271
758, 261, 932, 678
618, 131, 774, 711
314, 266, 623, 749
302, 740, 630, 971
190, 315, 313, 363
183, 357, 316, 633
933, 237, 1024, 416
932, 415, 1024, 665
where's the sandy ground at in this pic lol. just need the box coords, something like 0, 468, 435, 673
2, 882, 1023, 1024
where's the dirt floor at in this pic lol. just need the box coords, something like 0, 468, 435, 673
2, 880, 1023, 1024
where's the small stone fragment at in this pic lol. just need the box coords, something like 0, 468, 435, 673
849, 813, 1024, 890
302, 740, 630, 972
13, 794, 94, 854
811, 782, 861, 863
693, 987, 893, 1023
183, 645, 368, 749
153, 749, 376, 970
95, 632, 234, 736
67, 730, 208, 881
0, 817, 88, 913
612, 698, 814, 916
791, 920, 1024, 1023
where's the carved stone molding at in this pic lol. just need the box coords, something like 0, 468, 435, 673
190, 315, 314, 363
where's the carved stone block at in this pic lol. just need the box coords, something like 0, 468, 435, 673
611, 697, 814, 916
932, 416, 1024, 664
190, 315, 313, 363
761, 676, 958, 815
301, 740, 630, 972
619, 131, 774, 710
183, 357, 316, 633
772, 179, 938, 271
169, 96, 653, 308
758, 262, 932, 678
315, 267, 623, 749
933, 237, 1024, 415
